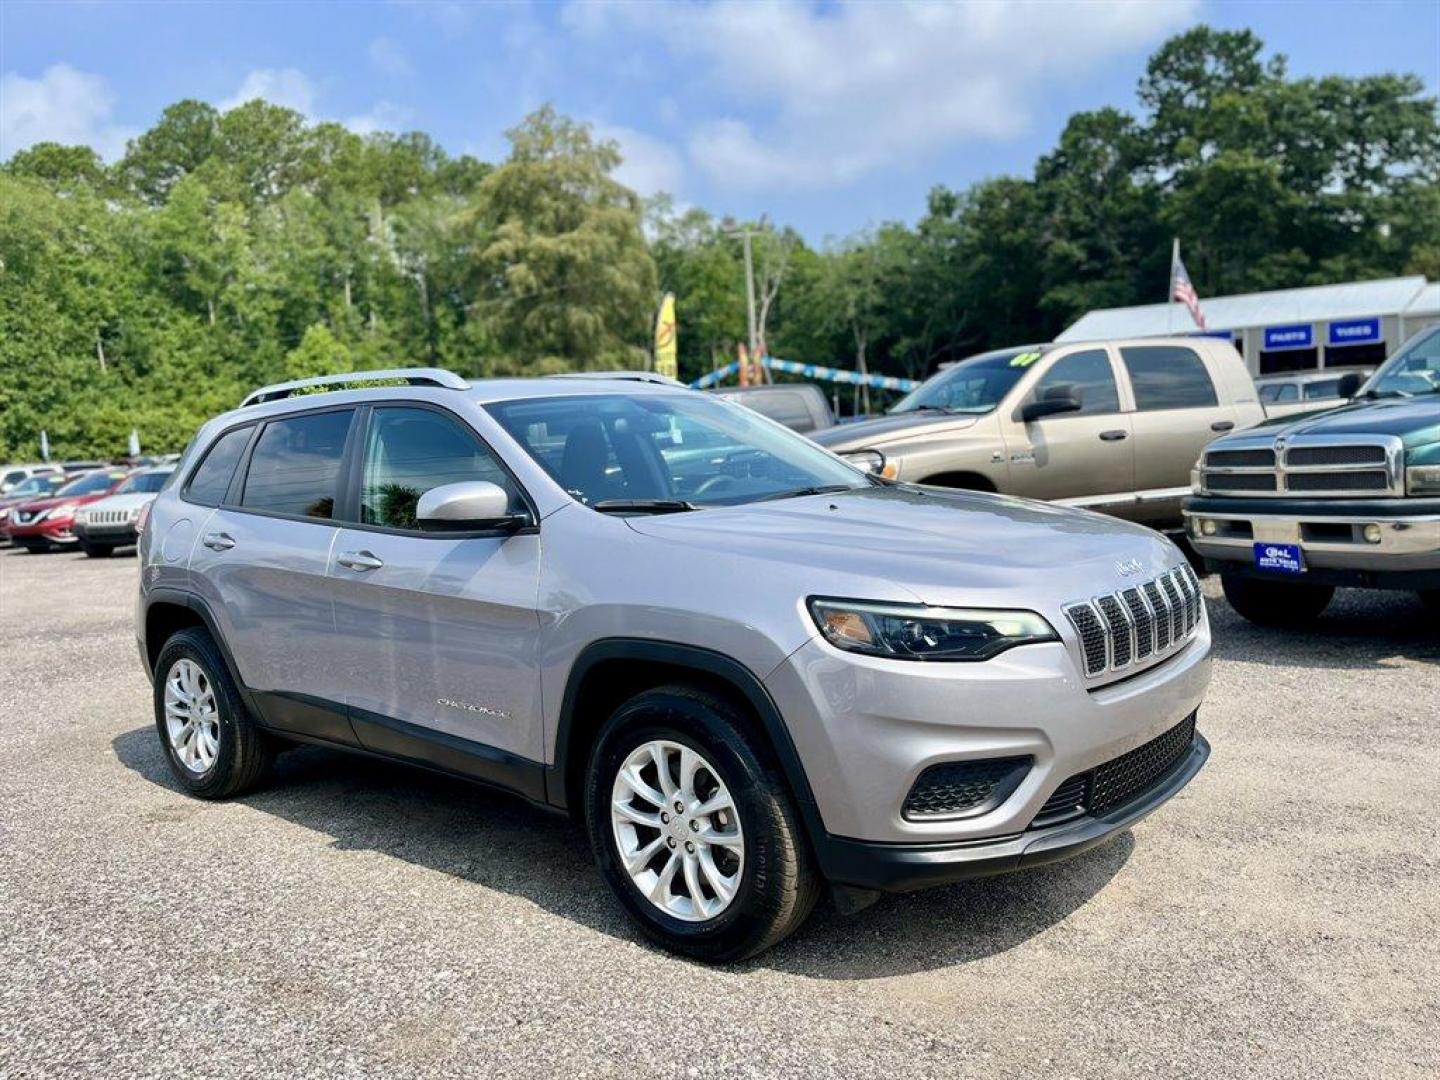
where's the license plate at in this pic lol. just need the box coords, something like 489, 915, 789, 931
1253, 542, 1305, 574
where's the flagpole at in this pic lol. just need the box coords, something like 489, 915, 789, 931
1169, 238, 1179, 334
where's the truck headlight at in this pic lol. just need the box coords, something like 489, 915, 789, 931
1406, 465, 1440, 495
808, 598, 1057, 661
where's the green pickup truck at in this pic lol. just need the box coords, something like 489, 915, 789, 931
1185, 324, 1440, 626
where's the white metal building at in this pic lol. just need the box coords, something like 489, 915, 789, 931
1057, 276, 1440, 376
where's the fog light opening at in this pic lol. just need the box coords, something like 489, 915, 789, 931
1200, 518, 1218, 536
1362, 523, 1382, 545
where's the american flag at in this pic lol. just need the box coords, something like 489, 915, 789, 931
1170, 240, 1206, 329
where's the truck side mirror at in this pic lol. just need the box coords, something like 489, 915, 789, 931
1021, 383, 1083, 422
1335, 373, 1364, 399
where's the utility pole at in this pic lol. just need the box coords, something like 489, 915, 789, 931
741, 228, 758, 361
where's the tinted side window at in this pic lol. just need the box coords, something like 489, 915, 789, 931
185, 426, 253, 506
1304, 379, 1341, 400
1260, 383, 1298, 403
1120, 346, 1219, 410
1032, 350, 1119, 415
360, 408, 522, 530
240, 411, 352, 519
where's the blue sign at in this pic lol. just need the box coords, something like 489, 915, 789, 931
1254, 542, 1305, 575
1327, 317, 1381, 346
1263, 324, 1313, 351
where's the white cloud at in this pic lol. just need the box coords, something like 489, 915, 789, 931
345, 101, 416, 135
566, 0, 1198, 191
596, 123, 685, 197
369, 37, 414, 78
218, 68, 317, 114
0, 64, 136, 161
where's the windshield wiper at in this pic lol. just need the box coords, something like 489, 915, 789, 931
752, 484, 859, 503
591, 498, 696, 514
899, 404, 954, 414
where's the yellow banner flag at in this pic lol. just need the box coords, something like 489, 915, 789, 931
654, 293, 677, 380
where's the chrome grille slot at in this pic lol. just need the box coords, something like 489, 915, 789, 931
1121, 588, 1154, 658
1205, 448, 1275, 469
1286, 445, 1384, 467
1094, 595, 1132, 668
1285, 470, 1389, 493
1064, 568, 1201, 682
1143, 581, 1171, 651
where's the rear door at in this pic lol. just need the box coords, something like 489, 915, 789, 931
186, 407, 357, 743
999, 347, 1134, 505
327, 404, 545, 776
1118, 343, 1229, 523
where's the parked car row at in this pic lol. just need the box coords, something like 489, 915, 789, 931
0, 464, 174, 555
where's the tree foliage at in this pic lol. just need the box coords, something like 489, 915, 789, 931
1, 26, 1436, 458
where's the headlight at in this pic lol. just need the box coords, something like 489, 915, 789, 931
1406, 464, 1440, 496
32, 507, 53, 523
129, 505, 144, 521
840, 450, 898, 479
808, 598, 1057, 661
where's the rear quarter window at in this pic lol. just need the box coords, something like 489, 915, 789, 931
184, 426, 254, 506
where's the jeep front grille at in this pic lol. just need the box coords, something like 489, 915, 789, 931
1199, 435, 1403, 497
1063, 565, 1203, 679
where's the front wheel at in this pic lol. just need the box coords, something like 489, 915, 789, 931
584, 686, 819, 963
1418, 590, 1440, 617
81, 541, 114, 558
1221, 573, 1334, 628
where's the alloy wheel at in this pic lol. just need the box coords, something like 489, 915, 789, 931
610, 740, 745, 922
163, 658, 220, 774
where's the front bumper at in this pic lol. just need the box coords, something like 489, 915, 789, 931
8, 519, 78, 547
818, 731, 1209, 891
764, 613, 1211, 847
74, 520, 139, 545
1184, 495, 1440, 585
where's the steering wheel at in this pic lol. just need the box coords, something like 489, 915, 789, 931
692, 474, 744, 499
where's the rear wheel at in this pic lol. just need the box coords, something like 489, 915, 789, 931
153, 627, 275, 798
81, 541, 114, 558
1418, 591, 1440, 617
1221, 573, 1334, 628
584, 685, 819, 962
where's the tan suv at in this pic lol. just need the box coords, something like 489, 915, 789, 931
812, 337, 1264, 526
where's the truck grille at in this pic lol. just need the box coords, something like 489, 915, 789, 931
85, 509, 133, 525
1199, 436, 1402, 497
902, 756, 1030, 820
1063, 565, 1203, 679
1028, 712, 1198, 829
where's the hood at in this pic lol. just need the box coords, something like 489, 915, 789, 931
81, 492, 156, 513
1241, 397, 1439, 450
810, 411, 979, 450
625, 484, 1182, 609
13, 494, 91, 514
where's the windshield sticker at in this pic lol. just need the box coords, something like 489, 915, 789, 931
1009, 351, 1042, 368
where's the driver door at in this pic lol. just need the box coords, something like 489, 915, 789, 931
326, 404, 545, 771
999, 347, 1135, 507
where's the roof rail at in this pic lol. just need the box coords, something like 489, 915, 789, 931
240, 367, 470, 407
548, 371, 686, 387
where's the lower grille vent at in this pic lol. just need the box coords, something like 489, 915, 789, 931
902, 756, 1031, 820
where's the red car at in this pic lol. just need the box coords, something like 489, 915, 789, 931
0, 473, 72, 544
7, 468, 133, 552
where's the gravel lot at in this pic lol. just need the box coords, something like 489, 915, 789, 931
1, 546, 1437, 1079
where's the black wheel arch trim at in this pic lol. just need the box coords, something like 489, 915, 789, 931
142, 588, 259, 715
547, 638, 827, 846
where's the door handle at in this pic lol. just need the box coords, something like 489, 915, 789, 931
337, 550, 384, 572
1211, 420, 1236, 432
202, 532, 235, 552
1099, 430, 1129, 442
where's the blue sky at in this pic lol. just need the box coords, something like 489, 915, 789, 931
3, 1, 1437, 240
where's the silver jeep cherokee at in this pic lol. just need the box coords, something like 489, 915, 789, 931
137, 368, 1212, 961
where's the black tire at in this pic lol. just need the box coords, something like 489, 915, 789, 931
21, 542, 49, 554
1418, 590, 1440, 616
1221, 573, 1334, 628
81, 541, 114, 558
584, 685, 819, 963
152, 627, 275, 798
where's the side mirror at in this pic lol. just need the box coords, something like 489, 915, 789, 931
1335, 372, 1364, 399
1021, 383, 1083, 422
416, 481, 527, 532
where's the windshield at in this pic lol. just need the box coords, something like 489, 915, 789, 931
1363, 326, 1440, 397
486, 393, 868, 508
890, 346, 1045, 414
56, 471, 125, 497
116, 470, 173, 495
7, 475, 65, 498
